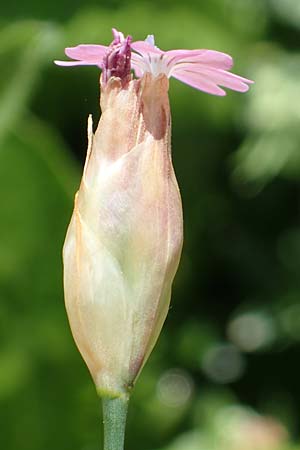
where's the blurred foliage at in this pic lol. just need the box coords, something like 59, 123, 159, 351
1, 1, 300, 450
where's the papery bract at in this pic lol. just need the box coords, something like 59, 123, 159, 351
63, 72, 183, 396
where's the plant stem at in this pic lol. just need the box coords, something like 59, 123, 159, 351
102, 396, 129, 450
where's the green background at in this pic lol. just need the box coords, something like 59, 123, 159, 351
1, 1, 300, 449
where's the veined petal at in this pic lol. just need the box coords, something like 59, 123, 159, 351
65, 44, 107, 62
172, 69, 227, 96
130, 55, 144, 78
173, 65, 253, 93
54, 60, 102, 67
199, 67, 253, 92
131, 52, 164, 77
165, 49, 234, 70
130, 45, 238, 82
132, 40, 163, 56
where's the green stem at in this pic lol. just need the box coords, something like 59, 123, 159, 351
102, 396, 129, 450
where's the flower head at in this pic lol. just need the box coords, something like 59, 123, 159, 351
58, 28, 253, 400
55, 29, 253, 96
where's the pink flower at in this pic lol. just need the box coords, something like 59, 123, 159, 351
58, 28, 253, 400
55, 29, 253, 96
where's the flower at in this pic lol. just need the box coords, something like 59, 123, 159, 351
55, 29, 253, 96
61, 30, 183, 398
58, 29, 253, 399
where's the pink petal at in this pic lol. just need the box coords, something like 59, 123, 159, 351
130, 53, 145, 77
131, 40, 162, 56
130, 64, 143, 78
65, 44, 107, 62
176, 65, 253, 93
172, 69, 227, 96
165, 49, 234, 70
54, 60, 101, 67
200, 67, 253, 92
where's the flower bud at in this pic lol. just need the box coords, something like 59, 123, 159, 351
63, 73, 183, 397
